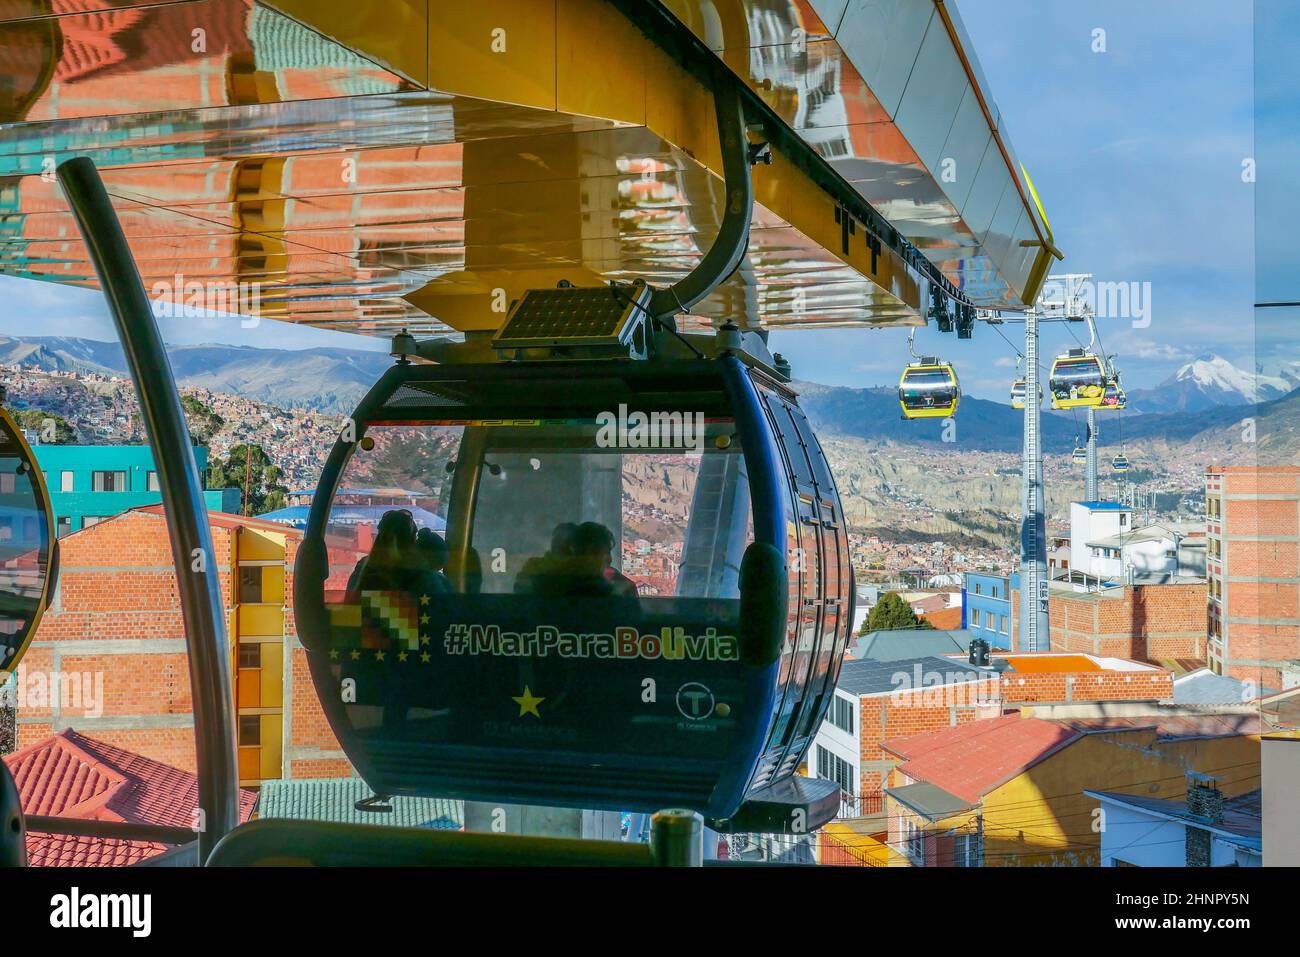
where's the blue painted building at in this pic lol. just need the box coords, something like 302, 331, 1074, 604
31, 444, 242, 536
962, 571, 1015, 650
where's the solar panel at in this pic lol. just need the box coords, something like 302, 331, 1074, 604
492, 282, 650, 351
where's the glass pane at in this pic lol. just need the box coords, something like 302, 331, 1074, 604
0, 419, 52, 671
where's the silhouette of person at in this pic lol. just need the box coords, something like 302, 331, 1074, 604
349, 509, 419, 593
514, 522, 578, 595
576, 521, 639, 598
415, 527, 454, 594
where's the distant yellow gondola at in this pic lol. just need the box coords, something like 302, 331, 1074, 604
1112, 453, 1130, 472
1049, 348, 1108, 410
899, 361, 960, 419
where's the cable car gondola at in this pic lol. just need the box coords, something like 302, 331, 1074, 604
1010, 378, 1044, 410
1101, 379, 1127, 409
0, 393, 58, 678
1072, 446, 1087, 465
293, 291, 853, 829
1049, 347, 1108, 409
1112, 453, 1130, 472
899, 331, 960, 419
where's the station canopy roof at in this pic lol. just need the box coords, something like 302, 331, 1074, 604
0, 0, 1056, 341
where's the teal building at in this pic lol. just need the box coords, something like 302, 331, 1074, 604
30, 444, 243, 537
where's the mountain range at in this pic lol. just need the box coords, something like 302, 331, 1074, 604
0, 335, 391, 414
0, 335, 1294, 460
1126, 353, 1299, 413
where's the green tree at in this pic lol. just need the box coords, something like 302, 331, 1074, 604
208, 443, 288, 515
862, 591, 933, 634
12, 409, 76, 444
180, 395, 225, 447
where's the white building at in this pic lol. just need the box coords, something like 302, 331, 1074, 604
1068, 502, 1205, 584
1085, 777, 1261, 867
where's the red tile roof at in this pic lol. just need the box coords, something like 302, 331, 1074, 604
883, 714, 1082, 804
3, 730, 255, 867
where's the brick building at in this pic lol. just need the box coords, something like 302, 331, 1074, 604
1206, 466, 1300, 688
8, 507, 350, 785
808, 655, 1001, 816
1010, 579, 1208, 663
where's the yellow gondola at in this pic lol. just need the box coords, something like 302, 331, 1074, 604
1112, 453, 1130, 472
1010, 379, 1044, 410
899, 360, 960, 419
1100, 379, 1127, 409
1049, 348, 1107, 409
1072, 446, 1087, 465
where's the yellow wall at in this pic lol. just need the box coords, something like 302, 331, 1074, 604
981, 731, 1261, 867
232, 526, 289, 785
886, 729, 1262, 867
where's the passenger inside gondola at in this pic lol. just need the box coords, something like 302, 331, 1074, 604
414, 527, 454, 594
348, 508, 418, 592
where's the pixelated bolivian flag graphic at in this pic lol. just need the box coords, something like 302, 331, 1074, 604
328, 591, 422, 650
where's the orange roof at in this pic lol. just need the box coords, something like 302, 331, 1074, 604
999, 653, 1104, 673
884, 715, 1082, 804
921, 606, 963, 630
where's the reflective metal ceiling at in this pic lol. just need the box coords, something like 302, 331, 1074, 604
0, 0, 1054, 339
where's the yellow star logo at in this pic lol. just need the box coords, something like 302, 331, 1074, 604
420, 614, 429, 625
374, 650, 385, 661
420, 594, 430, 606
328, 649, 339, 660
420, 651, 431, 663
398, 651, 409, 662
349, 649, 361, 661
512, 686, 544, 718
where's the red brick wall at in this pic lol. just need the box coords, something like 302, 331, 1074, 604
1048, 583, 1206, 661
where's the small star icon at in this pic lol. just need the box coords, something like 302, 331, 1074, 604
420, 651, 431, 663
350, 649, 361, 661
328, 649, 339, 660
420, 594, 430, 606
398, 651, 409, 662
420, 614, 429, 625
374, 650, 385, 661
512, 686, 544, 718
420, 633, 430, 646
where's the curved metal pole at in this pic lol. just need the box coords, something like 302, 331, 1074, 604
648, 81, 754, 322
56, 157, 238, 863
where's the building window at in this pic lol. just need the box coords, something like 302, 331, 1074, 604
146, 471, 160, 492
82, 516, 106, 528
239, 567, 264, 604
60, 471, 74, 492
974, 583, 982, 595
56, 516, 71, 537
238, 643, 262, 669
829, 695, 855, 735
954, 830, 982, 867
91, 470, 127, 492
902, 817, 924, 865
238, 714, 261, 747
1000, 615, 1008, 634
1120, 514, 1128, 527
815, 745, 854, 798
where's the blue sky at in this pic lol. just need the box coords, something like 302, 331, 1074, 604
773, 0, 1256, 397
0, 0, 1258, 388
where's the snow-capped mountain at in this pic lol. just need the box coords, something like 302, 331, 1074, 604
1126, 354, 1293, 413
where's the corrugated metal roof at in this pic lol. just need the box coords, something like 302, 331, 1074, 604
837, 655, 983, 697
850, 628, 970, 663
257, 777, 462, 830
887, 781, 976, 822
